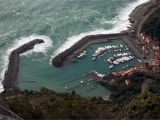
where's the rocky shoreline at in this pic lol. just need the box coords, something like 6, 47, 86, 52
128, 0, 159, 34
2, 39, 44, 91
52, 0, 159, 67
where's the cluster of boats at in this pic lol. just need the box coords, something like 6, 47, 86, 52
90, 70, 105, 78
76, 44, 134, 70
77, 51, 87, 59
92, 45, 119, 60
76, 44, 131, 62
107, 53, 135, 68
108, 53, 131, 62
91, 44, 130, 61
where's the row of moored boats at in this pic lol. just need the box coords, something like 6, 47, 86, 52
107, 53, 134, 68
76, 44, 134, 69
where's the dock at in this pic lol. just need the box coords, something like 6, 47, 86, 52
60, 74, 87, 86
66, 80, 96, 91
60, 72, 101, 92
88, 71, 103, 81
52, 32, 129, 67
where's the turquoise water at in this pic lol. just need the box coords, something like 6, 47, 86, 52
0, 0, 147, 96
19, 39, 140, 97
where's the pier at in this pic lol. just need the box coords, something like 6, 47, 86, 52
52, 32, 129, 67
60, 72, 102, 92
88, 71, 103, 81
66, 80, 96, 91
123, 37, 144, 62
2, 39, 44, 91
60, 74, 87, 86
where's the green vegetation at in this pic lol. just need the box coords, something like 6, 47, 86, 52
148, 74, 160, 94
1, 88, 98, 119
124, 93, 160, 119
1, 72, 160, 119
141, 7, 160, 41
101, 72, 144, 103
0, 88, 126, 119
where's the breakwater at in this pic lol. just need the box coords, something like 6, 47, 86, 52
52, 32, 129, 67
52, 0, 160, 68
2, 39, 44, 91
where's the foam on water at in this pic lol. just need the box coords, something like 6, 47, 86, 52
53, 0, 150, 57
0, 35, 53, 92
0, 0, 150, 93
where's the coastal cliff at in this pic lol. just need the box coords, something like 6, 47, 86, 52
128, 0, 159, 33
2, 39, 44, 91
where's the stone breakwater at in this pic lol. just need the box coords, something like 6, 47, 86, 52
52, 32, 129, 67
52, 0, 159, 68
2, 39, 44, 91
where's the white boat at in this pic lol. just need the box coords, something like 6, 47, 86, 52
109, 65, 114, 69
77, 51, 86, 58
138, 59, 142, 62
92, 45, 119, 59
120, 44, 123, 48
92, 58, 96, 61
80, 81, 84, 83
65, 87, 68, 89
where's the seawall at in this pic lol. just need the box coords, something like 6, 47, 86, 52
52, 0, 159, 68
2, 39, 44, 91
52, 32, 129, 67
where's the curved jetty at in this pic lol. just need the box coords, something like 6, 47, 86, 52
2, 39, 44, 91
52, 32, 129, 67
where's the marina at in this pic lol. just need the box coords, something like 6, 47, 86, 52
19, 38, 141, 97
0, 0, 158, 99
107, 53, 134, 67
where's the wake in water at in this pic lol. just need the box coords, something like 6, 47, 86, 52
0, 35, 53, 92
52, 0, 150, 58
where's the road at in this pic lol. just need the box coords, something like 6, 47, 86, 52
137, 4, 160, 36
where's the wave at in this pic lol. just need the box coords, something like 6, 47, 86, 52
0, 34, 53, 92
0, 30, 15, 38
52, 0, 150, 58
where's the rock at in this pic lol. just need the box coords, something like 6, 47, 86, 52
128, 0, 158, 33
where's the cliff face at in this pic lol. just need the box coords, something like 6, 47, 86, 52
2, 39, 44, 91
128, 0, 159, 34
141, 6, 160, 41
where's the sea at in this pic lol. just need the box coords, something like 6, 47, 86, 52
0, 0, 149, 97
